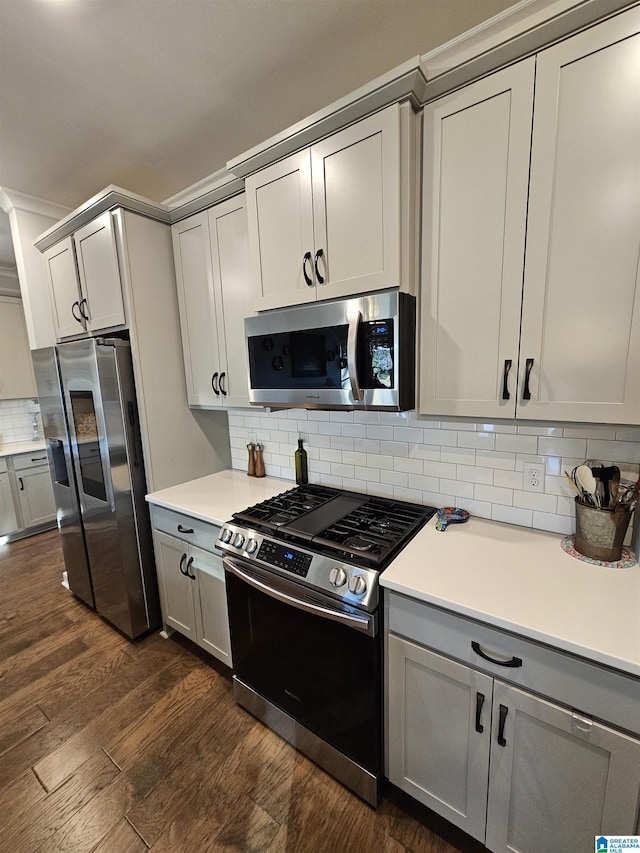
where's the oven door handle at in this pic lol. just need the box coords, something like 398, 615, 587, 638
347, 309, 365, 402
224, 557, 376, 636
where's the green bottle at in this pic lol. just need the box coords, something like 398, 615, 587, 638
295, 438, 308, 485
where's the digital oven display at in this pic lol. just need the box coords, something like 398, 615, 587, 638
256, 541, 313, 577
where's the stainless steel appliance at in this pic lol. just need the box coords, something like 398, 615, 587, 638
32, 339, 160, 639
216, 484, 435, 806
244, 290, 415, 411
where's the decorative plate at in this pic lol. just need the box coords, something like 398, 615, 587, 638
560, 535, 637, 569
435, 507, 470, 532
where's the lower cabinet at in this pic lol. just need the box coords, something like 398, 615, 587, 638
0, 451, 56, 537
14, 465, 56, 528
386, 595, 640, 852
0, 469, 18, 535
152, 521, 232, 667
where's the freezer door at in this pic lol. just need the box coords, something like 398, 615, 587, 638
31, 347, 94, 608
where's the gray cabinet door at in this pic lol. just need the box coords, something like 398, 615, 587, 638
387, 634, 493, 841
154, 530, 197, 641
486, 680, 640, 852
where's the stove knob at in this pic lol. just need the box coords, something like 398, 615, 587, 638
233, 533, 245, 549
220, 527, 233, 544
348, 574, 367, 596
245, 538, 258, 554
329, 567, 347, 588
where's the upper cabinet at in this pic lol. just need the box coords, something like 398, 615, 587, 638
43, 210, 125, 340
420, 59, 534, 420
245, 102, 418, 311
0, 296, 37, 399
172, 194, 253, 408
420, 7, 640, 424
518, 9, 640, 424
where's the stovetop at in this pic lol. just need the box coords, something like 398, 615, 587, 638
217, 485, 435, 612
231, 484, 435, 570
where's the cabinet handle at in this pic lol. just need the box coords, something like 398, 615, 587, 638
71, 301, 83, 323
302, 251, 314, 286
211, 372, 219, 396
471, 641, 522, 668
186, 556, 196, 580
31, 456, 46, 462
177, 524, 194, 534
475, 692, 485, 733
314, 248, 325, 284
501, 359, 512, 400
78, 298, 89, 321
219, 372, 227, 396
522, 358, 534, 401
18, 477, 24, 491
497, 704, 508, 747
179, 553, 188, 576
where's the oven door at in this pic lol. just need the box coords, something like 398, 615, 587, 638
224, 556, 381, 778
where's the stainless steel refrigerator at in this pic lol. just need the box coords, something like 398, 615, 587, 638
32, 338, 160, 639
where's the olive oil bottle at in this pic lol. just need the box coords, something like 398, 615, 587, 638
295, 438, 308, 485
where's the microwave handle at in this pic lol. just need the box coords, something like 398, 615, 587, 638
347, 310, 364, 402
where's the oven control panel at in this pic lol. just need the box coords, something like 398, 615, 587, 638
216, 522, 379, 611
256, 541, 312, 577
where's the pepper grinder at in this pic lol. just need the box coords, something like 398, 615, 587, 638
247, 443, 256, 477
254, 443, 265, 478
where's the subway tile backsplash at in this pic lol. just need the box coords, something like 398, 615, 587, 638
229, 409, 640, 536
0, 398, 43, 444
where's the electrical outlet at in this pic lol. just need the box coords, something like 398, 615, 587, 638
524, 463, 546, 493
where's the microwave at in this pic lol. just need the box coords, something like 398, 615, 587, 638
244, 290, 415, 411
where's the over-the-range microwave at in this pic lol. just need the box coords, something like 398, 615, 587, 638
244, 290, 415, 411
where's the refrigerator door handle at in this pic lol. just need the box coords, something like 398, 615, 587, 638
127, 401, 140, 468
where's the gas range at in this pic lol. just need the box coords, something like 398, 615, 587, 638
216, 484, 436, 612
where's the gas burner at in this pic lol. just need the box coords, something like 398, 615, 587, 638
344, 536, 377, 552
271, 513, 296, 526
368, 520, 392, 535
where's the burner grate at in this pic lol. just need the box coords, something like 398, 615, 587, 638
232, 484, 338, 529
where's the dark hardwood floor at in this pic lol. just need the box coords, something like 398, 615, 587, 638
0, 529, 472, 853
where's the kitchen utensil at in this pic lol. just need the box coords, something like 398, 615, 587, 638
435, 507, 470, 532
564, 471, 581, 496
576, 465, 599, 506
609, 466, 620, 506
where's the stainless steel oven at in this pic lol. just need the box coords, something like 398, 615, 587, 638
217, 484, 435, 806
224, 555, 381, 805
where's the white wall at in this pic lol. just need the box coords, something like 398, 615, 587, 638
229, 408, 640, 536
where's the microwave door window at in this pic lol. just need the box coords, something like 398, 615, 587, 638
248, 325, 349, 389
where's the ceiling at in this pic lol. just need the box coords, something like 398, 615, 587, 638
0, 0, 517, 268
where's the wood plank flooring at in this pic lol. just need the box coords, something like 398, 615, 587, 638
0, 529, 481, 853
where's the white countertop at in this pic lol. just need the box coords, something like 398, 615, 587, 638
146, 470, 640, 678
145, 469, 291, 526
0, 440, 47, 458
381, 515, 640, 678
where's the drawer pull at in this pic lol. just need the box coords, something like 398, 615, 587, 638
177, 524, 194, 534
497, 704, 508, 747
471, 641, 522, 668
31, 456, 46, 462
179, 553, 188, 576
475, 692, 485, 734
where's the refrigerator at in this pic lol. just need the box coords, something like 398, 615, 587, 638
32, 338, 160, 640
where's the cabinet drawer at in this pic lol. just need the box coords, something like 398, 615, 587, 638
150, 505, 220, 553
12, 451, 50, 471
386, 591, 640, 737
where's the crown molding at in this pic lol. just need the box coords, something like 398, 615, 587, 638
163, 167, 245, 223
33, 185, 171, 252
0, 187, 71, 220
